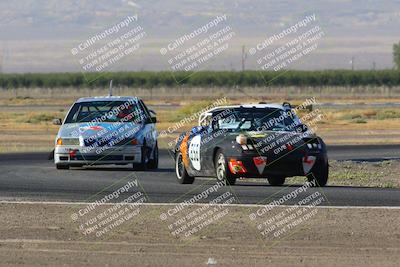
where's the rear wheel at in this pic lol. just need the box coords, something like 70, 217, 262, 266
267, 176, 286, 186
307, 161, 329, 187
214, 150, 236, 185
56, 164, 69, 170
175, 152, 194, 184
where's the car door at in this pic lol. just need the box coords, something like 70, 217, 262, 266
198, 114, 219, 175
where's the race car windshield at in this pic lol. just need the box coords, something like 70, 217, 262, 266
216, 108, 298, 132
64, 101, 146, 123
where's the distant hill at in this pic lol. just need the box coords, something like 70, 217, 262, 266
0, 0, 399, 72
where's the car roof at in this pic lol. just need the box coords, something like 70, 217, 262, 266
198, 103, 290, 126
75, 96, 140, 103
205, 103, 287, 114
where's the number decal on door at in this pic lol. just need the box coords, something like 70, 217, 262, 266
188, 135, 201, 170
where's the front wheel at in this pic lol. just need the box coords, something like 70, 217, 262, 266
307, 161, 329, 187
214, 150, 236, 185
175, 152, 194, 184
147, 142, 159, 169
267, 176, 286, 186
133, 145, 148, 171
56, 164, 69, 170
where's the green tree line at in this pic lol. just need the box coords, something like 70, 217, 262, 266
0, 70, 399, 89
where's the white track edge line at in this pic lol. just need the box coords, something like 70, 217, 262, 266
0, 200, 399, 209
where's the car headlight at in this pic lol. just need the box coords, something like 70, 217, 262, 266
56, 138, 80, 146
304, 138, 322, 150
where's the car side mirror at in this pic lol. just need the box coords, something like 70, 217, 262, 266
146, 116, 157, 124
191, 126, 206, 134
52, 118, 62, 125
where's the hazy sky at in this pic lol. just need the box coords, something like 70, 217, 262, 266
0, 0, 399, 72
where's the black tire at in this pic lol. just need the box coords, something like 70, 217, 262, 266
56, 164, 69, 170
175, 151, 194, 184
48, 149, 55, 160
307, 160, 329, 187
147, 142, 159, 169
214, 149, 236, 185
267, 176, 286, 186
71, 164, 84, 168
133, 145, 148, 171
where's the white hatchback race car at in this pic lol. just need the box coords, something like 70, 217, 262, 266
53, 96, 158, 170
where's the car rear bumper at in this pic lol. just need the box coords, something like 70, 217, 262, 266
225, 150, 327, 178
54, 145, 142, 165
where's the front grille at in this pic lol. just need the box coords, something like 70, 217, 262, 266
62, 138, 80, 146
83, 137, 132, 148
83, 138, 114, 147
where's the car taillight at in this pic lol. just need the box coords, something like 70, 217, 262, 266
56, 138, 63, 145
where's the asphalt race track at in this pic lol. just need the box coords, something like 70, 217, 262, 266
0, 145, 399, 206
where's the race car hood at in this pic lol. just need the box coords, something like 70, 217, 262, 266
247, 130, 314, 141
229, 130, 318, 150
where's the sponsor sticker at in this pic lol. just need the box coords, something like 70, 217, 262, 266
253, 156, 267, 174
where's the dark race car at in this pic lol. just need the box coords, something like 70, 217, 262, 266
173, 103, 328, 186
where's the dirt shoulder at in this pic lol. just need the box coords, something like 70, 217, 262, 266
0, 203, 399, 266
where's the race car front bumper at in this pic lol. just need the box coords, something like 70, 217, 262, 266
54, 145, 142, 166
